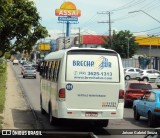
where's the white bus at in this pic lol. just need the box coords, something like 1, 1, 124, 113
40, 47, 125, 127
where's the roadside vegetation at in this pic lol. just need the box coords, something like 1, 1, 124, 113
0, 57, 7, 128
0, 0, 48, 58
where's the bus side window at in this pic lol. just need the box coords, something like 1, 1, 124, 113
45, 62, 48, 79
53, 61, 57, 82
50, 61, 55, 81
48, 61, 52, 80
39, 61, 44, 76
42, 62, 46, 78
51, 61, 56, 81
54, 60, 61, 82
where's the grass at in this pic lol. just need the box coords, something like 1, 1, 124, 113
0, 72, 6, 113
0, 63, 7, 129
0, 116, 3, 129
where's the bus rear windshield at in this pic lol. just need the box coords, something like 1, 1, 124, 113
66, 50, 120, 82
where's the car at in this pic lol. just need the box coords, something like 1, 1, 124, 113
19, 58, 26, 64
23, 61, 33, 66
23, 67, 36, 79
124, 81, 152, 107
32, 64, 38, 70
136, 69, 160, 82
133, 90, 160, 127
13, 59, 19, 65
21, 64, 32, 75
155, 75, 160, 88
124, 67, 142, 80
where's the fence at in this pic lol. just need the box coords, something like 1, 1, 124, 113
122, 57, 160, 71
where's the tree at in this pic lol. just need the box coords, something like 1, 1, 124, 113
0, 0, 48, 58
4, 52, 11, 59
102, 30, 139, 58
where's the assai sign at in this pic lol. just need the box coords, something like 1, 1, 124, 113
55, 1, 81, 17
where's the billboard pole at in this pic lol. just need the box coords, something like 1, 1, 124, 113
66, 21, 70, 37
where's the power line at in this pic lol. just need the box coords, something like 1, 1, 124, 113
132, 26, 160, 34
110, 0, 147, 12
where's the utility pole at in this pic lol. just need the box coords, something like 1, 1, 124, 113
147, 34, 153, 57
98, 11, 113, 48
125, 37, 132, 58
78, 27, 81, 47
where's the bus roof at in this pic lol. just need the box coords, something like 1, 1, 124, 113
44, 47, 116, 61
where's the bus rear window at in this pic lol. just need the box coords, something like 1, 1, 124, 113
66, 51, 120, 82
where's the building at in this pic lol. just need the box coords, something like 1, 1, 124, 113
74, 35, 160, 57
56, 37, 75, 50
135, 36, 160, 57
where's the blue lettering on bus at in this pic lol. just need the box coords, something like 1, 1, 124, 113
73, 60, 94, 67
73, 57, 112, 70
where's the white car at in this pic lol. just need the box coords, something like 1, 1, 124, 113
13, 59, 19, 65
21, 64, 32, 75
155, 75, 160, 88
136, 69, 160, 82
124, 67, 142, 80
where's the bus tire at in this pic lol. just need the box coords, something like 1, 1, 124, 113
40, 95, 46, 114
49, 105, 57, 125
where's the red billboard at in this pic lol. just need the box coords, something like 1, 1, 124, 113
82, 35, 107, 45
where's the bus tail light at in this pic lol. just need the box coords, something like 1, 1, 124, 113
59, 88, 65, 99
119, 89, 124, 99
119, 89, 124, 103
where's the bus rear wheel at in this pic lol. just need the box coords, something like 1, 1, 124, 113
40, 95, 46, 114
49, 105, 57, 125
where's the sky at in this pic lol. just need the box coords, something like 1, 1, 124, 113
33, 0, 160, 39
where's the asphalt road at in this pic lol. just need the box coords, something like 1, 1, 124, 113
12, 64, 159, 138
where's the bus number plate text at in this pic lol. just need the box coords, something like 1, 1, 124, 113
85, 112, 98, 117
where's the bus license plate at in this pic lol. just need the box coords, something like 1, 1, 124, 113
85, 112, 98, 117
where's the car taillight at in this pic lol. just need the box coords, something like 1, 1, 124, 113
59, 88, 65, 100
154, 108, 160, 112
126, 90, 131, 94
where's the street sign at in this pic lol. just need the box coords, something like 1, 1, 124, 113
58, 17, 78, 21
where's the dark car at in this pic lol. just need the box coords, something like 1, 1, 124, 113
124, 81, 152, 107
